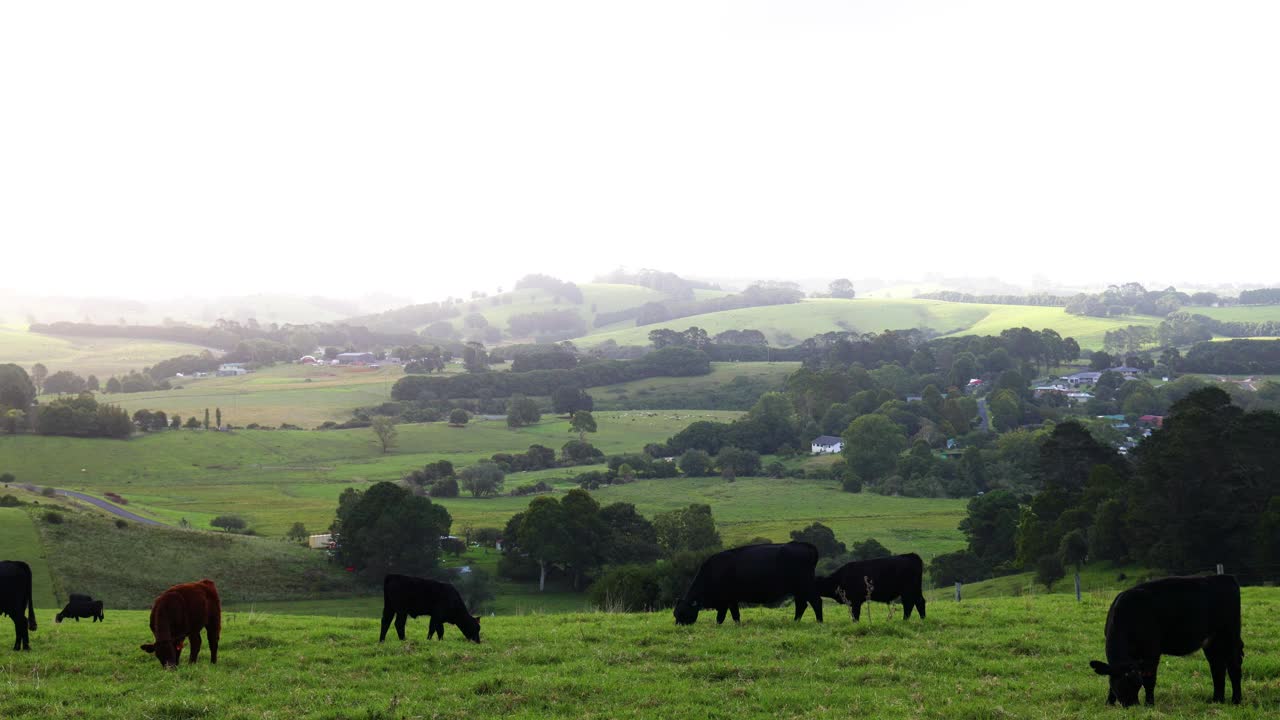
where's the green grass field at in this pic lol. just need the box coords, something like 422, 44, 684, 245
4, 589, 1279, 719
434, 283, 670, 337
1192, 305, 1280, 324
0, 326, 211, 378
0, 507, 57, 607
577, 298, 1161, 350
106, 363, 408, 428
589, 362, 799, 410
0, 412, 741, 536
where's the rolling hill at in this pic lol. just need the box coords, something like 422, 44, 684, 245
0, 325, 212, 378
576, 298, 1164, 350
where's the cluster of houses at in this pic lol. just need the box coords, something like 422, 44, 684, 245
297, 352, 381, 367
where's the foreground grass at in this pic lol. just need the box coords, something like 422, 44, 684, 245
5, 590, 1280, 719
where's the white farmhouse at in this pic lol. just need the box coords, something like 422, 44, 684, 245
811, 435, 843, 454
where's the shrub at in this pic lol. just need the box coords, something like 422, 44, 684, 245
43, 511, 64, 524
449, 408, 470, 426
211, 515, 247, 532
1036, 554, 1065, 590
0, 472, 15, 485
841, 474, 863, 493
441, 537, 467, 557
0, 495, 21, 507
589, 564, 664, 612
510, 481, 554, 497
114, 519, 128, 529
41, 487, 57, 498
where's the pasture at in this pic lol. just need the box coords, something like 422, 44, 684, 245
4, 589, 1280, 719
589, 361, 799, 410
576, 298, 1161, 350
1192, 305, 1280, 325
0, 326, 210, 379
428, 283, 669, 337
0, 412, 744, 536
107, 363, 408, 428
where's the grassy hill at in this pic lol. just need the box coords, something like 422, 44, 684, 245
0, 325, 211, 378
1192, 305, 1280, 324
107, 362, 407, 428
577, 298, 1162, 350
0, 507, 57, 608
410, 283, 670, 337
589, 361, 799, 410
0, 412, 741, 535
4, 590, 1279, 718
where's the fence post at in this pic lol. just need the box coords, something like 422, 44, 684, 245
1216, 564, 1224, 575
1075, 572, 1081, 601
955, 581, 962, 602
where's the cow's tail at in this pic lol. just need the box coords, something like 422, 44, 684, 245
24, 564, 37, 631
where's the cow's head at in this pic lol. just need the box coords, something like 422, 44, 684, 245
55, 612, 64, 625
141, 640, 185, 668
458, 614, 482, 643
673, 600, 699, 626
1090, 660, 1142, 707
815, 575, 841, 603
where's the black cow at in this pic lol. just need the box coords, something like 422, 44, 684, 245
1089, 575, 1243, 707
0, 560, 38, 651
379, 574, 480, 643
56, 593, 105, 623
816, 553, 926, 622
674, 542, 822, 625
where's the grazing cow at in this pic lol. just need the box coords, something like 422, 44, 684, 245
140, 579, 221, 668
816, 553, 926, 622
379, 575, 480, 644
673, 542, 822, 625
1089, 575, 1243, 707
56, 593, 105, 623
0, 560, 37, 651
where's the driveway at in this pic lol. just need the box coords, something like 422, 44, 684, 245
52, 488, 166, 527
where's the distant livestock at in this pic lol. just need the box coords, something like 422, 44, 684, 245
380, 574, 481, 643
674, 542, 823, 625
57, 593, 105, 623
816, 553, 926, 622
140, 579, 222, 668
0, 560, 37, 650
1089, 575, 1243, 707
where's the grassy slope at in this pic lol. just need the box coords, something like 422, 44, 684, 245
0, 507, 57, 607
577, 298, 1159, 350
4, 590, 1280, 719
0, 326, 211, 378
442, 283, 669, 337
0, 412, 741, 535
589, 361, 799, 409
28, 506, 360, 609
1194, 305, 1280, 325
106, 363, 407, 428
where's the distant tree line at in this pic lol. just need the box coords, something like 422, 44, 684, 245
391, 346, 712, 403
29, 320, 422, 357
507, 309, 587, 341
916, 291, 1068, 307
595, 269, 719, 302
513, 274, 585, 304
1182, 339, 1280, 374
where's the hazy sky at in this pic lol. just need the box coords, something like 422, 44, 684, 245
3, 1, 1278, 301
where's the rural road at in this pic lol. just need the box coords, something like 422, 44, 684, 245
51, 488, 166, 527
977, 397, 992, 432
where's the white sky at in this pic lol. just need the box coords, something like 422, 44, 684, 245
3, 1, 1278, 301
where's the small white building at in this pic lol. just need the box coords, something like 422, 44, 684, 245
811, 435, 843, 454
217, 363, 248, 377
307, 533, 334, 549
1063, 371, 1101, 386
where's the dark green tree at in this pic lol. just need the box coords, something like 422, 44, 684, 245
331, 482, 452, 580
653, 504, 721, 556
789, 522, 846, 557
841, 414, 907, 481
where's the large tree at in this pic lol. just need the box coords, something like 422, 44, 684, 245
517, 496, 572, 591
506, 395, 541, 428
370, 416, 398, 453
331, 482, 452, 580
828, 278, 856, 299
841, 414, 907, 481
653, 504, 721, 556
0, 364, 37, 412
569, 410, 597, 442
459, 461, 505, 497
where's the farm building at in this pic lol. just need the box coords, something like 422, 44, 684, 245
1063, 371, 1101, 386
336, 352, 376, 365
217, 363, 248, 376
810, 435, 843, 454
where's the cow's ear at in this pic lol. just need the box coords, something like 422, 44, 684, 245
141, 643, 156, 654
472, 615, 481, 623
1089, 661, 1111, 676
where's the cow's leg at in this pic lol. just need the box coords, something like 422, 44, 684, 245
1228, 640, 1243, 705
206, 617, 220, 665
810, 593, 823, 623
1106, 689, 1117, 706
379, 606, 395, 642
793, 597, 807, 622
395, 612, 408, 641
187, 632, 202, 664
1207, 650, 1227, 704
851, 600, 863, 622
915, 596, 927, 620
716, 607, 728, 624
729, 604, 741, 623
1142, 667, 1157, 706
11, 616, 24, 651
428, 618, 443, 640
